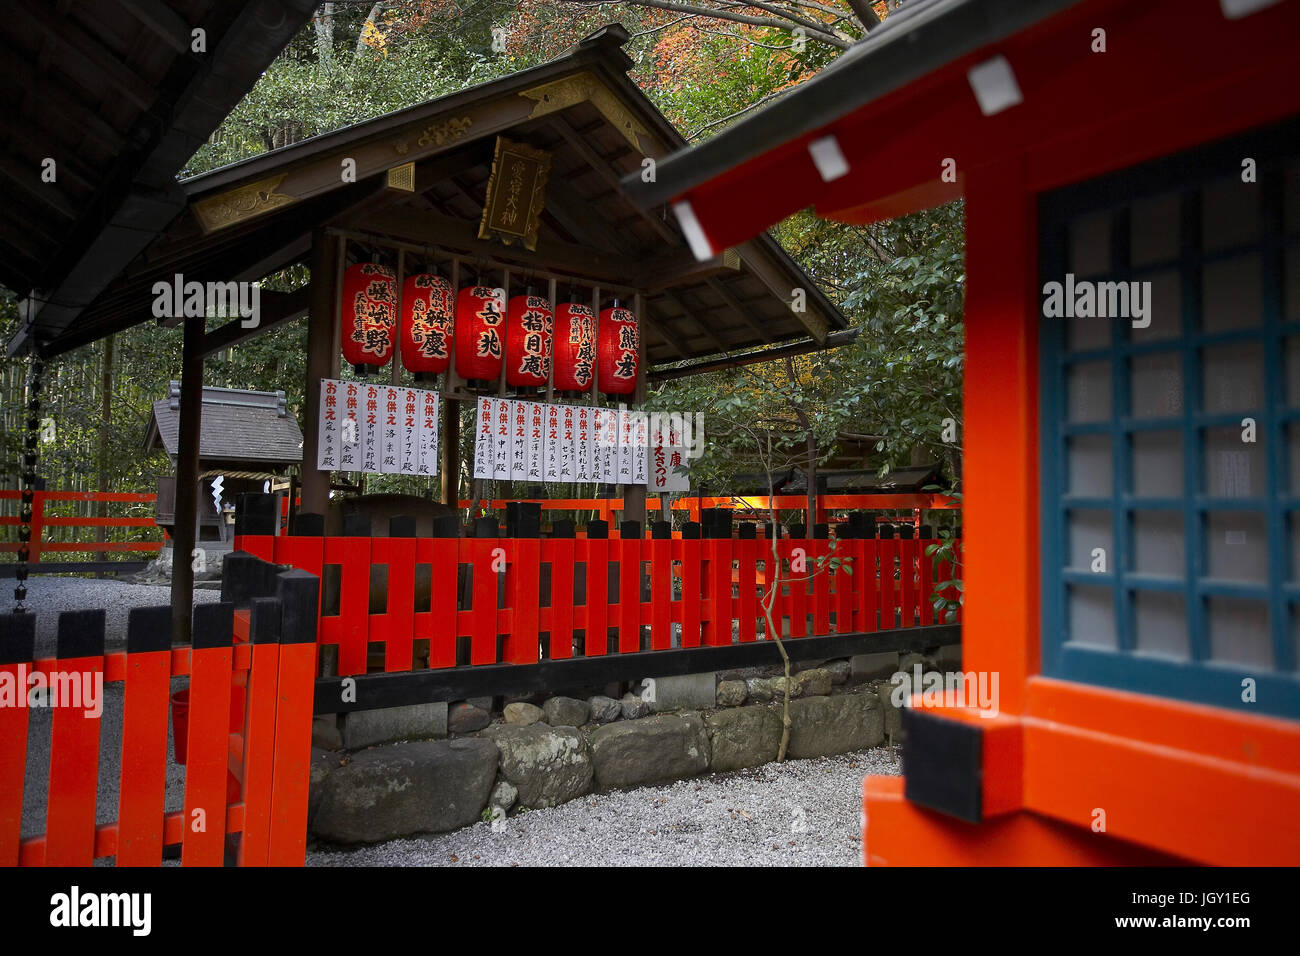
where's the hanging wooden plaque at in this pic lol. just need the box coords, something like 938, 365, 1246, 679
477, 136, 551, 251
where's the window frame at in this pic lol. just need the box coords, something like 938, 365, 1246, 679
1038, 117, 1300, 720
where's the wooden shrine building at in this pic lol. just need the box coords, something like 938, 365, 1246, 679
144, 382, 302, 545
7, 22, 849, 638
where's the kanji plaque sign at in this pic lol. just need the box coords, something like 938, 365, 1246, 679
477, 136, 551, 251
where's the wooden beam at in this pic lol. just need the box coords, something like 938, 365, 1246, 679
199, 287, 311, 357
706, 277, 773, 343
169, 317, 204, 643
119, 0, 191, 53
639, 300, 691, 362
551, 114, 679, 246
24, 1, 157, 110
344, 206, 643, 283
660, 288, 730, 356
0, 154, 80, 219
735, 239, 832, 344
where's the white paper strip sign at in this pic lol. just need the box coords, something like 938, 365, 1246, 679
399, 388, 418, 475
601, 408, 619, 484
616, 407, 633, 484
317, 379, 340, 471
561, 405, 576, 481
526, 401, 544, 483
631, 411, 648, 485
576, 406, 592, 483
544, 403, 561, 482
339, 382, 360, 470
362, 384, 381, 474
379, 386, 398, 474
647, 421, 689, 491
493, 398, 512, 481
511, 399, 528, 482
418, 390, 439, 476
473, 397, 493, 479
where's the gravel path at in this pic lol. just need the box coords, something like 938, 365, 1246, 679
15, 577, 221, 655
308, 748, 899, 867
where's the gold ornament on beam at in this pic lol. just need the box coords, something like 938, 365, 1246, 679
519, 72, 650, 153
192, 174, 295, 233
477, 137, 552, 252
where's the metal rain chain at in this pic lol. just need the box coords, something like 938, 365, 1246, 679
13, 356, 43, 613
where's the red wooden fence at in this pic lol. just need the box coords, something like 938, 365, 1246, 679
0, 570, 318, 867
0, 490, 162, 564
236, 527, 962, 678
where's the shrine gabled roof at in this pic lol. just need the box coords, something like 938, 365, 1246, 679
144, 382, 303, 465
21, 23, 848, 369
2, 0, 321, 357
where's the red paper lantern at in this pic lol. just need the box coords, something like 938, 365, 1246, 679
505, 292, 553, 389
341, 262, 397, 372
553, 301, 595, 393
455, 285, 506, 383
597, 304, 639, 395
400, 273, 454, 376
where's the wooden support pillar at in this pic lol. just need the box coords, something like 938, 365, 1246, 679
623, 291, 647, 529
441, 398, 459, 505
170, 318, 204, 644
301, 230, 342, 516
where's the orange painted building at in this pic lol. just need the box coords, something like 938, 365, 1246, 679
627, 0, 1300, 864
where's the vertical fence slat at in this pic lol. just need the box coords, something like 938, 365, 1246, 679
812, 530, 831, 636
0, 613, 35, 866
835, 534, 854, 634
679, 524, 701, 647
548, 532, 575, 659
427, 531, 459, 668
182, 603, 234, 867
703, 536, 730, 647
467, 535, 498, 665
618, 527, 640, 653
900, 529, 917, 628
919, 527, 935, 627
761, 534, 781, 641
267, 571, 319, 866
584, 523, 609, 656
736, 526, 757, 643
45, 609, 105, 866
381, 535, 416, 672
329, 536, 371, 676
649, 525, 671, 650
117, 606, 172, 867
954, 538, 964, 623
879, 528, 897, 630
509, 536, 541, 664
789, 538, 807, 638
236, 597, 281, 867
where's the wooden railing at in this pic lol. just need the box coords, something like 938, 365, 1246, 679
0, 490, 163, 572
235, 520, 962, 677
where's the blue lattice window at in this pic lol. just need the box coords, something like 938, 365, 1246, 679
1039, 119, 1300, 719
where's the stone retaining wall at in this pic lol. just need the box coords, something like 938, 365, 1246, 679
308, 646, 957, 845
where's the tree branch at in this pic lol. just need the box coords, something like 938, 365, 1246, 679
555, 0, 850, 49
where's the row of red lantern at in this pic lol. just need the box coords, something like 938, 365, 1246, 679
340, 262, 638, 394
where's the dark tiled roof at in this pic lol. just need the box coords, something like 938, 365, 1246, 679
145, 382, 303, 465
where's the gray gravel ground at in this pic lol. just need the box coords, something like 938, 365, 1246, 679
17, 577, 221, 655
307, 748, 900, 867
